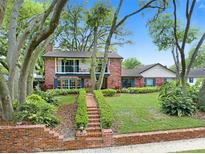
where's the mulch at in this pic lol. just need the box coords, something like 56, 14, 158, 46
54, 103, 77, 139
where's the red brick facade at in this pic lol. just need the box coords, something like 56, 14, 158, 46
107, 59, 122, 89
135, 77, 144, 87
155, 77, 165, 86
44, 57, 122, 90
44, 58, 55, 89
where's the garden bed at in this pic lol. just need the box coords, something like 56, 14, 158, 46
54, 94, 77, 139
105, 93, 205, 134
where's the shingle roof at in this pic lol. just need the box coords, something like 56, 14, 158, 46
121, 63, 175, 77
43, 48, 123, 59
121, 64, 157, 77
188, 68, 205, 78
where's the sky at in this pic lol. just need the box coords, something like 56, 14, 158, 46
70, 0, 205, 67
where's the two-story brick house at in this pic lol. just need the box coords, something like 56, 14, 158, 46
43, 48, 123, 90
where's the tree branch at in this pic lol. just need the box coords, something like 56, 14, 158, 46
186, 32, 205, 77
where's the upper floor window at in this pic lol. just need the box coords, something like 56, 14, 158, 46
57, 59, 79, 73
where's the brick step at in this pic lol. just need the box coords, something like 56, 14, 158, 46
87, 132, 102, 137
89, 119, 100, 123
87, 105, 97, 109
86, 137, 103, 144
88, 113, 100, 116
88, 111, 99, 114
88, 122, 101, 127
87, 108, 98, 112
86, 127, 101, 132
88, 115, 100, 118
86, 127, 101, 130
86, 143, 103, 148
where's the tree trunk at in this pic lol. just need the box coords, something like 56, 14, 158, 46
27, 72, 34, 96
7, 0, 23, 100
90, 27, 98, 92
0, 74, 14, 120
180, 50, 187, 96
199, 79, 205, 105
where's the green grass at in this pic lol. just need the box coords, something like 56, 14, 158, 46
178, 149, 205, 153
106, 93, 205, 134
54, 95, 76, 106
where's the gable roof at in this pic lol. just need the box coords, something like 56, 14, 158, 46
43, 48, 123, 59
122, 63, 175, 77
188, 68, 205, 78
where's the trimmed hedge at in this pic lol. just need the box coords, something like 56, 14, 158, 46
94, 90, 113, 129
101, 89, 117, 97
46, 89, 80, 96
121, 87, 160, 94
75, 89, 88, 130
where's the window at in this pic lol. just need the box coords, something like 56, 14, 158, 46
122, 78, 134, 88
61, 79, 81, 89
145, 78, 155, 86
189, 78, 194, 83
58, 59, 79, 73
166, 78, 173, 82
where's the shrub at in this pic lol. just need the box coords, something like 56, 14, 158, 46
15, 94, 59, 127
75, 89, 88, 130
121, 87, 160, 94
159, 82, 197, 117
46, 89, 80, 96
34, 90, 57, 104
94, 90, 113, 128
101, 89, 117, 97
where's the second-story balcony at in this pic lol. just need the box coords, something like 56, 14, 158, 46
55, 58, 108, 74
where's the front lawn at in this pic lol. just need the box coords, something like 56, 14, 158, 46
54, 95, 76, 106
106, 93, 205, 134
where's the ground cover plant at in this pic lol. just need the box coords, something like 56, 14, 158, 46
106, 93, 205, 134
15, 94, 59, 127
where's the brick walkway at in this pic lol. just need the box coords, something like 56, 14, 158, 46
85, 93, 103, 147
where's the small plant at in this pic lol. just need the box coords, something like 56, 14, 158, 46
101, 89, 117, 97
34, 90, 57, 104
75, 89, 88, 129
15, 94, 59, 127
159, 82, 197, 117
94, 90, 113, 128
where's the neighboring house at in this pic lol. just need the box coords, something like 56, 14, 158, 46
188, 68, 205, 86
121, 63, 176, 88
43, 48, 123, 89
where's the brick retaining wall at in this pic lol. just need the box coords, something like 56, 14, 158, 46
113, 127, 205, 146
1, 125, 205, 152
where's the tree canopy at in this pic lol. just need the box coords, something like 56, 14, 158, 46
122, 58, 142, 69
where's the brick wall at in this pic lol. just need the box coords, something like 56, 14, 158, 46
155, 77, 165, 86
135, 77, 144, 87
107, 59, 122, 89
0, 125, 113, 152
0, 125, 64, 152
113, 127, 205, 146
44, 57, 55, 89
1, 125, 205, 152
